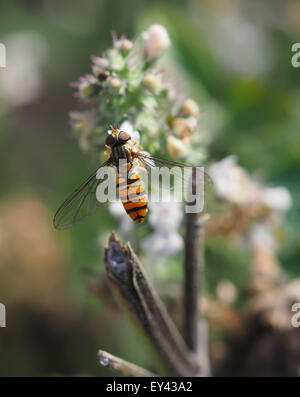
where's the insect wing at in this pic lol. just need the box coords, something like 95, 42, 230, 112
53, 160, 111, 229
135, 152, 212, 194
137, 153, 211, 178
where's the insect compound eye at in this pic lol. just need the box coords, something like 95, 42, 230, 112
105, 134, 115, 146
118, 131, 131, 142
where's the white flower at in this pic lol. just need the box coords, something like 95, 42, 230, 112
115, 38, 133, 53
259, 186, 292, 212
210, 156, 293, 215
216, 280, 237, 304
143, 74, 161, 93
143, 24, 171, 59
209, 156, 258, 204
141, 231, 183, 258
108, 200, 133, 233
248, 221, 278, 253
182, 98, 200, 116
141, 202, 183, 257
0, 31, 48, 107
148, 201, 183, 234
119, 120, 140, 149
166, 135, 186, 159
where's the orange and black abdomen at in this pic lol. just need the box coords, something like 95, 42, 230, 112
117, 172, 148, 223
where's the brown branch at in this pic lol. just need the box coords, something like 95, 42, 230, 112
183, 169, 211, 376
197, 317, 211, 376
104, 232, 201, 377
98, 349, 157, 377
184, 211, 205, 351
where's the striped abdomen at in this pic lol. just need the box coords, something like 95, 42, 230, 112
117, 171, 148, 223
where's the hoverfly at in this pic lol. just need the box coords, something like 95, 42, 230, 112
53, 126, 207, 229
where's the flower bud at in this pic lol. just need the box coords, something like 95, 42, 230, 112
71, 118, 84, 133
78, 75, 99, 99
79, 83, 97, 99
91, 56, 109, 68
143, 74, 160, 93
92, 65, 109, 81
182, 98, 199, 116
143, 24, 171, 59
121, 38, 133, 53
70, 110, 97, 134
166, 135, 186, 159
216, 280, 237, 304
172, 117, 197, 137
109, 77, 122, 89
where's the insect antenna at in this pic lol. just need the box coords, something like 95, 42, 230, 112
109, 123, 119, 133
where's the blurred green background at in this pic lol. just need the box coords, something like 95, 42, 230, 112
0, 0, 300, 376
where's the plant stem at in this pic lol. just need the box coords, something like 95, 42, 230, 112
183, 169, 210, 375
184, 211, 204, 352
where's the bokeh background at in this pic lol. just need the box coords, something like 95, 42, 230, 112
0, 0, 300, 377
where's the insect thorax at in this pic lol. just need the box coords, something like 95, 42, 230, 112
111, 143, 133, 169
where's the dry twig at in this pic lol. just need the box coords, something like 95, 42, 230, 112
98, 349, 157, 377
104, 232, 201, 377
